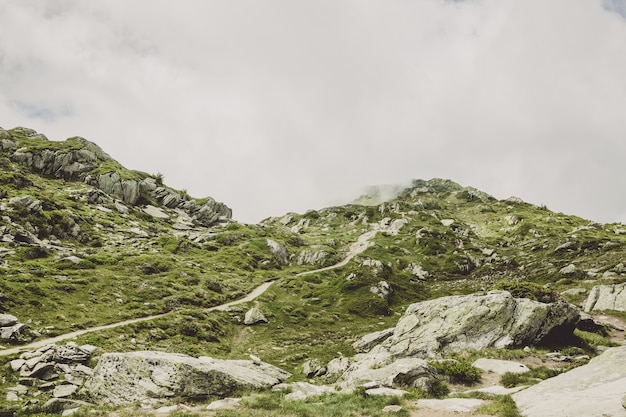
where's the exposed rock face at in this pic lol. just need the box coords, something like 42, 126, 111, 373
80, 351, 290, 406
374, 291, 579, 359
513, 346, 626, 417
0, 314, 29, 341
266, 239, 289, 265
2, 127, 232, 226
352, 328, 395, 353
6, 343, 97, 406
584, 282, 626, 312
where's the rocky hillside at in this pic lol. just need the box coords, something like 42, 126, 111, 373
0, 125, 625, 416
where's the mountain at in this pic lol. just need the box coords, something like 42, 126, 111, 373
0, 125, 625, 416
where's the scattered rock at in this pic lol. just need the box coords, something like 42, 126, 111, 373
365, 387, 408, 397
555, 241, 577, 252
584, 282, 626, 312
267, 239, 289, 265
559, 264, 578, 275
143, 205, 170, 219
43, 398, 93, 413
513, 346, 626, 417
273, 382, 335, 401
324, 357, 351, 378
53, 384, 78, 398
338, 357, 436, 391
382, 404, 403, 413
302, 359, 325, 378
560, 287, 586, 297
0, 314, 19, 327
472, 358, 530, 375
80, 351, 290, 406
244, 307, 268, 325
206, 397, 242, 410
416, 398, 485, 413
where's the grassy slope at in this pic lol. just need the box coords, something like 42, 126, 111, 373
1, 127, 625, 415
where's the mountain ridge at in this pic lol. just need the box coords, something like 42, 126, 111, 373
1, 125, 625, 416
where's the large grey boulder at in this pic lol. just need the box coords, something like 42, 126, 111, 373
267, 239, 289, 265
80, 351, 290, 406
584, 282, 626, 312
513, 346, 626, 417
374, 291, 579, 359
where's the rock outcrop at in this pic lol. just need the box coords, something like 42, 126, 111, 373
1, 127, 232, 226
371, 290, 579, 359
80, 351, 290, 406
513, 346, 626, 417
584, 282, 626, 312
0, 314, 29, 341
6, 342, 97, 407
334, 291, 579, 391
266, 239, 289, 265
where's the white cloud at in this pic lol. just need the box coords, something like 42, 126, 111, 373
1, 0, 625, 223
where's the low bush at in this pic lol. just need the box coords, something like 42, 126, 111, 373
428, 359, 482, 385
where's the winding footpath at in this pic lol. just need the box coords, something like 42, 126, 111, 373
0, 228, 379, 357
0, 281, 275, 357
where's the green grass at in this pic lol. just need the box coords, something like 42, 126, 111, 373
217, 388, 408, 417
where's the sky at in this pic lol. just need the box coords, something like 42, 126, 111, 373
1, 0, 625, 224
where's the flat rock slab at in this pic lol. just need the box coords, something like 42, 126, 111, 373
81, 351, 290, 406
416, 398, 485, 412
472, 358, 530, 374
513, 346, 626, 417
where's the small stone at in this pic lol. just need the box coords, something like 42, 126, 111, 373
6, 391, 19, 401
250, 354, 262, 365
53, 384, 78, 398
382, 405, 403, 413
10, 359, 25, 371
366, 387, 408, 397
206, 397, 242, 410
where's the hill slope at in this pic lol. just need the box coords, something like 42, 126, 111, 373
1, 125, 625, 414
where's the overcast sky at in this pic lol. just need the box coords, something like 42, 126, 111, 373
1, 0, 625, 224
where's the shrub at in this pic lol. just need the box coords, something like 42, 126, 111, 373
428, 359, 482, 385
425, 379, 450, 398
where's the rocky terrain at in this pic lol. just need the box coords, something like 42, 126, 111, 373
0, 125, 625, 416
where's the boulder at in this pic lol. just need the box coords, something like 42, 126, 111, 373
513, 346, 626, 417
337, 357, 436, 391
0, 314, 19, 327
267, 239, 289, 265
302, 359, 325, 378
584, 282, 626, 312
325, 357, 351, 378
373, 291, 579, 359
244, 307, 268, 325
80, 351, 290, 406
